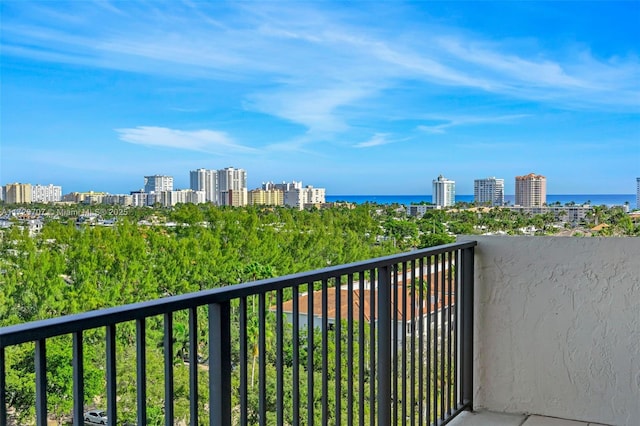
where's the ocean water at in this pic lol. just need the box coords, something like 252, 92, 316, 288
326, 194, 636, 207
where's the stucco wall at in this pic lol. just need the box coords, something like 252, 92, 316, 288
461, 236, 639, 426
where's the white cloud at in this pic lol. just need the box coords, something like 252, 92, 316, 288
417, 114, 530, 134
116, 126, 256, 154
354, 133, 391, 148
353, 133, 413, 148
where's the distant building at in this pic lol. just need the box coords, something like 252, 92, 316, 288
507, 205, 592, 224
636, 177, 639, 209
130, 190, 149, 207
4, 183, 32, 204
218, 167, 247, 207
157, 189, 206, 207
144, 175, 174, 194
515, 173, 546, 207
32, 184, 63, 203
432, 175, 455, 207
248, 188, 284, 206
474, 177, 504, 206
190, 169, 218, 204
407, 204, 441, 218
103, 194, 133, 206
62, 191, 107, 204
283, 183, 326, 210
264, 181, 301, 192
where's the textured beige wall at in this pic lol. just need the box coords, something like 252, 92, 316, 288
461, 236, 640, 426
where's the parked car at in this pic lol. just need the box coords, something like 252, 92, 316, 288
84, 410, 108, 424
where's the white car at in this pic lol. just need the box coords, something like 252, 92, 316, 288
84, 410, 108, 424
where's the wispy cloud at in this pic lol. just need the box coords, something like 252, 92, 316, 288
354, 133, 391, 148
116, 126, 256, 154
417, 114, 530, 134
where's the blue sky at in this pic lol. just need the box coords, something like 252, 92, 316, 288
1, 1, 639, 195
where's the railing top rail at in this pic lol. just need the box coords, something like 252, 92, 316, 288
0, 240, 476, 348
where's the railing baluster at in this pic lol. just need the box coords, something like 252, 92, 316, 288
369, 268, 376, 426
239, 297, 247, 425
276, 289, 284, 426
0, 347, 6, 426
358, 270, 365, 426
258, 293, 266, 425
136, 318, 147, 426
377, 264, 391, 426
392, 265, 398, 426
321, 278, 329, 425
402, 262, 408, 426
447, 251, 454, 415
307, 282, 314, 426
418, 257, 424, 426
453, 250, 459, 410
432, 255, 438, 421
106, 324, 117, 426
335, 277, 342, 425
440, 253, 446, 421
410, 260, 416, 426
71, 331, 84, 426
72, 331, 84, 426
35, 339, 47, 426
164, 312, 174, 425
189, 307, 198, 426
461, 246, 475, 410
209, 301, 231, 426
347, 273, 354, 426
426, 255, 432, 424
292, 287, 300, 425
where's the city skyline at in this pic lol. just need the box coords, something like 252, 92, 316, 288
1, 1, 639, 195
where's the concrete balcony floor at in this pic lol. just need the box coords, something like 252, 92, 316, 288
448, 411, 611, 426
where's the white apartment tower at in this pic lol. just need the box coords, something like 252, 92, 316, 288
31, 184, 63, 203
283, 184, 326, 210
515, 173, 546, 207
432, 175, 455, 207
144, 175, 173, 194
190, 169, 218, 204
218, 167, 247, 207
474, 177, 504, 206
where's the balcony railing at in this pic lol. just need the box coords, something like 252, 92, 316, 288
0, 240, 476, 426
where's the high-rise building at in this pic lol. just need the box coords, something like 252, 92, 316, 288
515, 173, 546, 207
3, 183, 32, 204
474, 177, 504, 206
144, 175, 173, 194
190, 169, 218, 204
218, 167, 247, 206
432, 175, 455, 207
636, 177, 640, 209
32, 184, 63, 203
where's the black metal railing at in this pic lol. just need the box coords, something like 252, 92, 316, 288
0, 241, 476, 426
